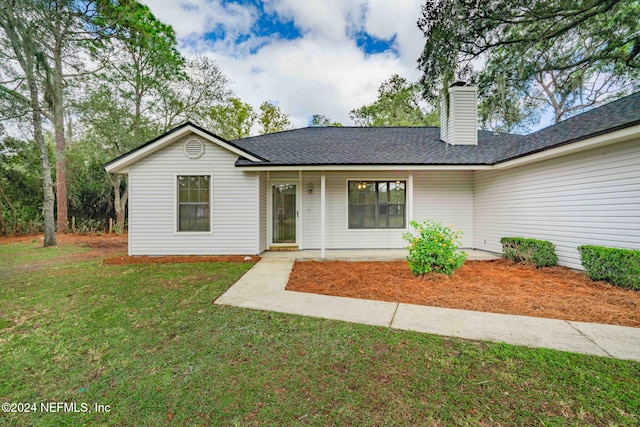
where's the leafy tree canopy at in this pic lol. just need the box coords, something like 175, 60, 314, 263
350, 74, 438, 127
209, 97, 256, 140
0, 134, 55, 235
258, 101, 292, 135
310, 114, 342, 127
477, 30, 639, 132
417, 0, 640, 101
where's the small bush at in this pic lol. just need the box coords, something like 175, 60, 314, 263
578, 245, 640, 290
72, 218, 108, 235
403, 220, 467, 277
500, 237, 558, 268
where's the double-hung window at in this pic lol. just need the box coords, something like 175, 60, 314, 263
177, 175, 210, 232
348, 180, 406, 229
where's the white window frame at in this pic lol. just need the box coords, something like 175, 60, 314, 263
174, 173, 213, 234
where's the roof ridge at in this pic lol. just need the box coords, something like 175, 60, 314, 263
305, 125, 442, 129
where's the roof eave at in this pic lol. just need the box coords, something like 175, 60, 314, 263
104, 122, 265, 173
234, 163, 494, 171
494, 123, 640, 170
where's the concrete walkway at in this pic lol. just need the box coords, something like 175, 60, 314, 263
215, 252, 640, 362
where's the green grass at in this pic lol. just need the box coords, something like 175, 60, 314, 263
0, 241, 89, 271
1, 242, 639, 426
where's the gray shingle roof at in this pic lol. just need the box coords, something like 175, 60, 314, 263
233, 127, 521, 166
501, 91, 640, 162
232, 90, 640, 167
105, 90, 640, 170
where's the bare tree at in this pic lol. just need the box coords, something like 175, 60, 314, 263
0, 0, 56, 245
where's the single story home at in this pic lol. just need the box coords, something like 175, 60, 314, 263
104, 86, 640, 270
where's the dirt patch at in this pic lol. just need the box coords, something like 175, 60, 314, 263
0, 233, 128, 255
287, 259, 640, 327
104, 255, 260, 265
0, 233, 128, 264
0, 233, 258, 265
1, 232, 125, 245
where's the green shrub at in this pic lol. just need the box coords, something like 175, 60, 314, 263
578, 245, 640, 290
73, 218, 108, 235
403, 220, 467, 277
500, 237, 558, 268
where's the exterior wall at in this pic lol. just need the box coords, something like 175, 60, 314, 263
474, 139, 640, 269
296, 170, 474, 250
258, 172, 268, 253
128, 134, 258, 255
324, 171, 406, 249
300, 171, 321, 249
412, 170, 474, 247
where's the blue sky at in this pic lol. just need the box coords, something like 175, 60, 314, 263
140, 0, 425, 129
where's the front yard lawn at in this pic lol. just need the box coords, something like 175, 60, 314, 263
1, 239, 639, 426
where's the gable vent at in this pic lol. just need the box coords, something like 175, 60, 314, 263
184, 139, 205, 159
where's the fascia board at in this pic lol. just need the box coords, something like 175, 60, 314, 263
494, 125, 640, 170
105, 125, 262, 173
235, 164, 493, 172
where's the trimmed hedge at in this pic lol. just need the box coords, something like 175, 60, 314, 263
500, 237, 558, 268
578, 245, 640, 290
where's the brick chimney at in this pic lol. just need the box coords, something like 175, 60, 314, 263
440, 83, 478, 145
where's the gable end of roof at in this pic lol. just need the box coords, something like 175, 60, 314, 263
103, 122, 267, 173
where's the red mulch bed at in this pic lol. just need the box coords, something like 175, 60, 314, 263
286, 259, 640, 327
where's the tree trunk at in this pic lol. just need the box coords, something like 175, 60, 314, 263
53, 5, 68, 233
55, 112, 68, 233
31, 83, 57, 247
111, 174, 128, 234
2, 0, 56, 246
0, 197, 6, 236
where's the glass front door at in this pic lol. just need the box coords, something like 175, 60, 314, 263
272, 184, 297, 244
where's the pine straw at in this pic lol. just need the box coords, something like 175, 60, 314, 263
287, 259, 640, 327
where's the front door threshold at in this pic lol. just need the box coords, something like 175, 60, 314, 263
269, 245, 299, 252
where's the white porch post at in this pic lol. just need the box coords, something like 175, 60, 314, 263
408, 172, 414, 222
320, 171, 326, 259
298, 170, 303, 249
256, 172, 261, 255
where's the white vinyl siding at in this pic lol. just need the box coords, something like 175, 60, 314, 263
474, 139, 640, 269
296, 171, 473, 249
441, 86, 478, 145
325, 172, 405, 248
300, 171, 321, 249
440, 96, 450, 143
258, 172, 268, 253
412, 170, 474, 248
128, 134, 258, 255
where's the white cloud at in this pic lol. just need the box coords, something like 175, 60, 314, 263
141, 0, 427, 130
143, 0, 257, 40
365, 0, 425, 74
269, 0, 365, 42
